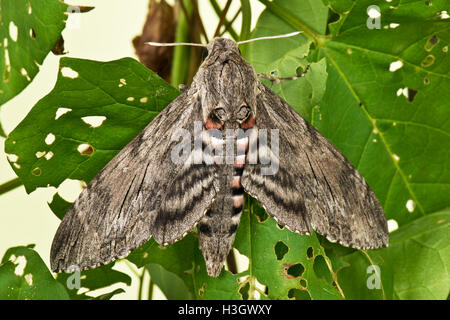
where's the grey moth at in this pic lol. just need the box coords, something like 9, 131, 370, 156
51, 37, 388, 277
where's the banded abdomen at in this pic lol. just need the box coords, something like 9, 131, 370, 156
198, 129, 249, 276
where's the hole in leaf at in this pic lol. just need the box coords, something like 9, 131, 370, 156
389, 23, 399, 28
253, 205, 268, 222
406, 199, 416, 213
439, 11, 449, 19
387, 219, 399, 232
45, 151, 54, 160
81, 116, 106, 128
389, 60, 403, 72
288, 288, 311, 300
140, 97, 148, 103
35, 151, 46, 159
284, 263, 305, 278
421, 55, 435, 67
32, 167, 41, 176
276, 223, 284, 230
327, 10, 340, 25
306, 246, 314, 259
118, 78, 127, 87
239, 281, 250, 300
13, 163, 21, 169
45, 133, 55, 145
198, 283, 206, 297
274, 241, 289, 260
127, 97, 135, 102
29, 28, 36, 39
20, 68, 31, 81
270, 70, 278, 76
9, 21, 18, 42
24, 273, 33, 286
300, 279, 307, 288
424, 77, 430, 85
407, 88, 418, 102
10, 255, 27, 276
61, 67, 79, 78
6, 154, 19, 162
313, 255, 332, 283
424, 35, 439, 51
77, 144, 94, 156
55, 107, 72, 120
295, 66, 307, 77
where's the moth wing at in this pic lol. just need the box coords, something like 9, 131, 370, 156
241, 84, 388, 249
51, 91, 217, 272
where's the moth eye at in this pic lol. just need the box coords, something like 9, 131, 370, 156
213, 107, 227, 121
236, 105, 251, 121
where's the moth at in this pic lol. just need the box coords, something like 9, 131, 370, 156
51, 35, 388, 277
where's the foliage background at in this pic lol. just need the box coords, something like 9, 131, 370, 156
0, 0, 449, 300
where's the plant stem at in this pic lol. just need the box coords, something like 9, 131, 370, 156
138, 268, 146, 300
148, 277, 154, 300
0, 177, 22, 195
209, 0, 239, 40
257, 0, 320, 45
171, 0, 193, 87
239, 0, 251, 41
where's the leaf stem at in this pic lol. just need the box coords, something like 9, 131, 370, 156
0, 177, 23, 195
138, 268, 146, 300
257, 0, 321, 45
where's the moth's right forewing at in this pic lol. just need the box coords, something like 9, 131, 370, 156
51, 89, 213, 272
242, 84, 388, 250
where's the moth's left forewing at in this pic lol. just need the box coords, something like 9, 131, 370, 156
241, 84, 389, 249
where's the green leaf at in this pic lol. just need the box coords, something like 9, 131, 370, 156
251, 0, 450, 227
146, 263, 191, 300
127, 234, 242, 300
48, 192, 72, 220
234, 198, 343, 300
55, 263, 132, 300
0, 245, 69, 300
336, 210, 450, 300
0, 0, 68, 105
5, 57, 179, 194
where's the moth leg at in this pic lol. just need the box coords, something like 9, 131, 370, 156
257, 64, 310, 85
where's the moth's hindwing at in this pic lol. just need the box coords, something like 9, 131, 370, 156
50, 90, 216, 272
241, 84, 389, 249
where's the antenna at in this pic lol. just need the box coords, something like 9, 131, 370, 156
145, 31, 302, 47
236, 31, 302, 45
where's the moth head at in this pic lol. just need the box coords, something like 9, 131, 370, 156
199, 38, 258, 130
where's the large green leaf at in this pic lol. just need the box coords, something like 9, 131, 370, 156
250, 0, 450, 225
0, 245, 69, 300
233, 197, 343, 300
0, 0, 68, 105
5, 57, 179, 193
55, 263, 132, 300
127, 234, 242, 300
336, 210, 449, 300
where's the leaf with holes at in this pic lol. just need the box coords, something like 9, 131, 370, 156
5, 57, 179, 194
249, 0, 450, 227
127, 234, 242, 300
0, 0, 69, 105
0, 245, 69, 300
233, 198, 343, 300
335, 209, 450, 300
55, 263, 132, 300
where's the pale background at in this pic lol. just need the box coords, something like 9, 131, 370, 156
0, 0, 264, 299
